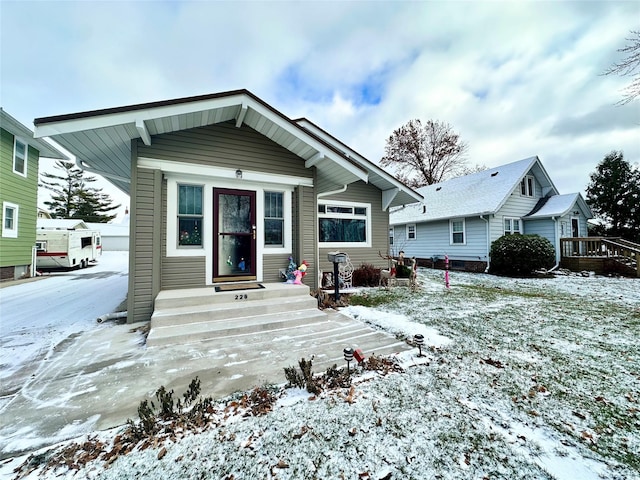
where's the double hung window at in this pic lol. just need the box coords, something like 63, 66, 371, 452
178, 184, 203, 246
504, 217, 521, 235
13, 138, 27, 176
264, 191, 284, 247
520, 175, 534, 197
450, 219, 465, 245
2, 202, 19, 238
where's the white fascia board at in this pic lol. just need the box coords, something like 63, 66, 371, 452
34, 94, 247, 138
137, 157, 314, 187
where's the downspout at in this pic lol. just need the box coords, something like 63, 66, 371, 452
480, 215, 490, 272
549, 216, 560, 271
97, 311, 128, 323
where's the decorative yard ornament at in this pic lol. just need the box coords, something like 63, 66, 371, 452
343, 347, 354, 373
414, 334, 425, 357
445, 254, 450, 289
293, 260, 309, 285
353, 348, 365, 364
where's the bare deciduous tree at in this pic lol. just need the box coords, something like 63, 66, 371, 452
603, 30, 640, 105
380, 119, 468, 188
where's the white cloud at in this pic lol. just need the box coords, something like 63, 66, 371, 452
2, 0, 638, 216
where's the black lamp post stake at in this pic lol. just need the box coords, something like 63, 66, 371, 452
414, 334, 425, 357
343, 347, 354, 373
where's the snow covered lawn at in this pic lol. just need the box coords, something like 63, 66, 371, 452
3, 268, 639, 480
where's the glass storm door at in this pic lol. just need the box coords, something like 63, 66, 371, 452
214, 188, 257, 282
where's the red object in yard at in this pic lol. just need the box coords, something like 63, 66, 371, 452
354, 348, 365, 363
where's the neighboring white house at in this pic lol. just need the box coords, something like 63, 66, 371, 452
389, 156, 593, 272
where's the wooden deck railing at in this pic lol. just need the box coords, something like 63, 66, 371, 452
560, 237, 640, 277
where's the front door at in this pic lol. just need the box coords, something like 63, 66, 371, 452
213, 188, 257, 282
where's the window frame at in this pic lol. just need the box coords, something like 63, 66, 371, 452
389, 227, 394, 246
264, 190, 285, 248
13, 137, 28, 177
406, 223, 416, 240
177, 183, 204, 249
503, 217, 521, 235
520, 175, 535, 197
2, 202, 19, 238
449, 218, 466, 245
318, 200, 371, 248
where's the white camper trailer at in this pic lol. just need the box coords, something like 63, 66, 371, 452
36, 220, 102, 270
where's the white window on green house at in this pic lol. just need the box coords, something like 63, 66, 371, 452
264, 191, 284, 247
450, 219, 465, 245
178, 184, 203, 247
13, 138, 27, 177
504, 217, 521, 235
318, 201, 370, 247
407, 224, 416, 240
2, 202, 19, 238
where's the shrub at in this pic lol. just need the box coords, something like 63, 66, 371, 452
490, 234, 555, 276
352, 263, 381, 287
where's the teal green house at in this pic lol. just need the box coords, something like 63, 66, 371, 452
0, 108, 68, 281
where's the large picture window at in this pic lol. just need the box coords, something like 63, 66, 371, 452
450, 219, 465, 245
13, 138, 27, 177
178, 184, 203, 246
264, 191, 284, 247
318, 202, 370, 246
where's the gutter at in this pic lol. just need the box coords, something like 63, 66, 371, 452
480, 215, 491, 272
317, 184, 348, 199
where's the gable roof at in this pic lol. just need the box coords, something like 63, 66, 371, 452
390, 156, 559, 225
526, 193, 593, 219
33, 89, 422, 208
1, 108, 68, 160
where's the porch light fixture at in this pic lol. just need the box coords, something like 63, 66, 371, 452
414, 334, 425, 357
235, 169, 243, 179
343, 347, 354, 373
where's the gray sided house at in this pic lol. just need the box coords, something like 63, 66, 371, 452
389, 156, 593, 272
34, 90, 422, 323
0, 108, 68, 281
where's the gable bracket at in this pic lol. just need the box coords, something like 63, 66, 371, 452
305, 152, 325, 168
136, 119, 152, 146
235, 102, 248, 128
382, 187, 400, 211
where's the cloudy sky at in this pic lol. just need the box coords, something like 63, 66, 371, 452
2, 1, 638, 218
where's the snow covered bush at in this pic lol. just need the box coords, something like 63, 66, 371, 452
490, 234, 555, 276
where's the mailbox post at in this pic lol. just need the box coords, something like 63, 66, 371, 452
327, 252, 347, 301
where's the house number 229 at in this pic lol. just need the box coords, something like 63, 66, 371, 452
235, 294, 248, 300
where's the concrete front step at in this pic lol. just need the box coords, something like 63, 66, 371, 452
147, 308, 328, 347
154, 283, 311, 310
151, 295, 319, 328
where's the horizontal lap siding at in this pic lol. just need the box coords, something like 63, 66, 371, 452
138, 122, 310, 178
0, 129, 38, 267
524, 219, 556, 245
129, 167, 158, 323
318, 181, 388, 273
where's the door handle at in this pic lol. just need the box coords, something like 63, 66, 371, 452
252, 225, 256, 240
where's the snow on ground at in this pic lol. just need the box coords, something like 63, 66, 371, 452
1, 266, 639, 480
0, 252, 128, 405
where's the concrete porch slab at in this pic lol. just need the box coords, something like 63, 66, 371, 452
0, 308, 411, 458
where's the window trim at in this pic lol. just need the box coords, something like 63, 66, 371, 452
406, 223, 416, 240
13, 137, 28, 177
503, 217, 521, 235
177, 183, 204, 248
449, 218, 466, 245
264, 190, 285, 248
318, 200, 371, 248
389, 226, 394, 246
2, 202, 19, 238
